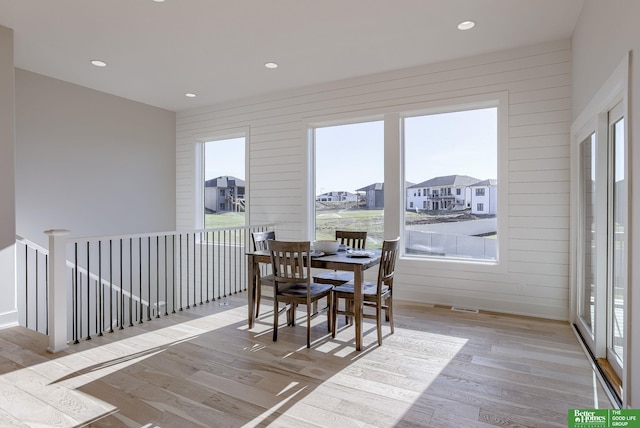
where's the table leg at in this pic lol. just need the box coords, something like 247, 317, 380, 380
247, 255, 255, 329
354, 266, 363, 351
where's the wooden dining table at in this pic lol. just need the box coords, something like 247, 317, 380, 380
246, 249, 381, 351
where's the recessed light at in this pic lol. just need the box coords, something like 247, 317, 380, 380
264, 62, 279, 69
90, 60, 107, 67
457, 20, 476, 31
185, 93, 197, 98
153, 0, 166, 2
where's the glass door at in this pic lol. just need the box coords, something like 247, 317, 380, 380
577, 132, 597, 347
574, 100, 627, 402
607, 102, 625, 379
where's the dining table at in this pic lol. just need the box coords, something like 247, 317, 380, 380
246, 248, 381, 351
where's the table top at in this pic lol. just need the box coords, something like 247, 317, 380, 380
247, 249, 381, 270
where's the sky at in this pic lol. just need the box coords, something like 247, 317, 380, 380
204, 137, 245, 181
204, 107, 498, 196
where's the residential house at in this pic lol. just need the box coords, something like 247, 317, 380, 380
470, 179, 498, 215
406, 175, 479, 211
204, 176, 245, 213
1, 0, 639, 411
356, 182, 384, 209
315, 191, 358, 203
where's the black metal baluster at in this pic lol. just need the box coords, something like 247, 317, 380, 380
98, 241, 103, 336
199, 231, 203, 305
172, 234, 176, 313
156, 235, 160, 318
139, 237, 143, 324
179, 234, 183, 311
206, 231, 210, 303
45, 254, 49, 335
120, 239, 124, 330
164, 235, 168, 316
24, 245, 28, 329
193, 232, 197, 307
217, 230, 221, 300
186, 233, 190, 309
147, 236, 151, 321
223, 230, 227, 298
129, 239, 133, 327
74, 243, 79, 343
109, 240, 114, 333
86, 242, 91, 340
233, 228, 237, 294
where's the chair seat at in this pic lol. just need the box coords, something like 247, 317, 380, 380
259, 273, 275, 285
280, 282, 333, 297
333, 282, 390, 296
313, 271, 354, 285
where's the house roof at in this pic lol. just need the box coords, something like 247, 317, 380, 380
317, 191, 356, 197
204, 176, 245, 188
356, 182, 415, 192
408, 175, 481, 189
470, 179, 498, 187
0, 2, 584, 111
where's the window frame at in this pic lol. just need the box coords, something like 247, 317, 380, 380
399, 93, 508, 271
195, 129, 249, 230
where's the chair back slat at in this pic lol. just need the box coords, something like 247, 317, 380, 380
377, 238, 400, 293
335, 230, 367, 249
268, 240, 311, 287
252, 230, 276, 251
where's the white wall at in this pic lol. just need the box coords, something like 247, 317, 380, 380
177, 39, 572, 320
0, 26, 17, 326
572, 0, 640, 408
15, 70, 177, 247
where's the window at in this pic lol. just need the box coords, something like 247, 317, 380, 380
203, 137, 245, 228
314, 120, 384, 248
404, 107, 497, 261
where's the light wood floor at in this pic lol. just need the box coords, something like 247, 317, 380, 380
0, 295, 612, 427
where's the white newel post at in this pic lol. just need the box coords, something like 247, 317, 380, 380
45, 229, 70, 353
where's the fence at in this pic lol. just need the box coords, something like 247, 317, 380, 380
16, 224, 275, 352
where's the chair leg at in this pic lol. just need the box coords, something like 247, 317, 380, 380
306, 304, 312, 348
273, 298, 279, 342
376, 304, 382, 346
331, 294, 338, 338
388, 297, 394, 334
255, 278, 262, 318
326, 294, 332, 333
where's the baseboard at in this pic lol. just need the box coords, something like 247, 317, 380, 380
0, 310, 19, 330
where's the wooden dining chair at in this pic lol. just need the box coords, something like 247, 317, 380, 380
269, 240, 333, 348
313, 230, 367, 286
251, 230, 275, 317
331, 237, 399, 346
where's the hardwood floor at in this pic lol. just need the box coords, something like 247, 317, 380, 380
0, 295, 612, 427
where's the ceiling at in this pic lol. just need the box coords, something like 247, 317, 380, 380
0, 0, 585, 113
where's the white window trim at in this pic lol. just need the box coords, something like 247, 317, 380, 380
193, 127, 250, 230
398, 92, 509, 273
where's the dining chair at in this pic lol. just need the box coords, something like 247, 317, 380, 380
269, 240, 333, 348
331, 237, 399, 346
313, 230, 367, 286
251, 230, 275, 317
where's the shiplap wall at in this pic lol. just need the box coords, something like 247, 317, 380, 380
177, 39, 572, 320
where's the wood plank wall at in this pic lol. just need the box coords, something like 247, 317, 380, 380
176, 39, 572, 320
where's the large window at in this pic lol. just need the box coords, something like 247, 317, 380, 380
404, 107, 498, 261
203, 137, 245, 228
314, 120, 384, 248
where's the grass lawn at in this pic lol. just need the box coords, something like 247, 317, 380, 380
205, 212, 246, 229
316, 209, 385, 248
